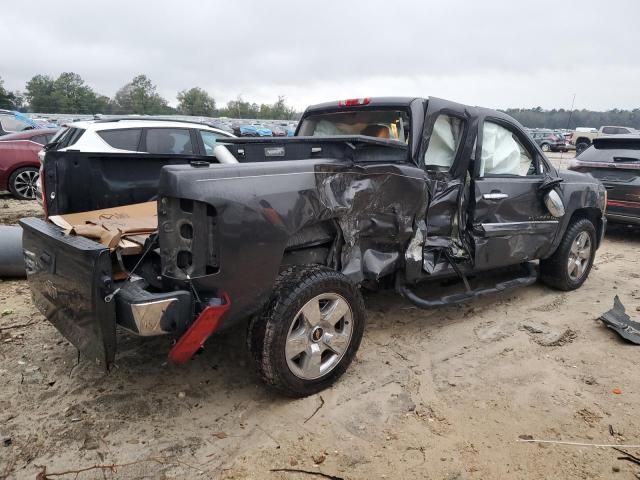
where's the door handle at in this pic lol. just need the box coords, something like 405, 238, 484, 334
483, 192, 509, 200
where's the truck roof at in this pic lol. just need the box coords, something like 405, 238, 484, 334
304, 97, 421, 113
302, 96, 526, 129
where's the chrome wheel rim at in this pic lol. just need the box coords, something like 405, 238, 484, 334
13, 169, 39, 199
568, 231, 592, 281
285, 293, 354, 380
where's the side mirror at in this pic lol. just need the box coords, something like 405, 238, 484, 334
544, 189, 565, 217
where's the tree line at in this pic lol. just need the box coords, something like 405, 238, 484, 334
0, 73, 298, 120
2, 73, 639, 127
503, 107, 640, 130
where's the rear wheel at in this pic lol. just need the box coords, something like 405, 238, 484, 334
248, 265, 366, 397
575, 141, 590, 154
541, 143, 550, 152
540, 218, 596, 291
8, 167, 39, 200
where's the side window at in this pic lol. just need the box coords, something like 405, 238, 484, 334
602, 127, 617, 135
0, 115, 30, 133
199, 130, 219, 156
480, 121, 536, 177
423, 114, 464, 171
98, 129, 142, 151
30, 135, 46, 145
145, 128, 193, 154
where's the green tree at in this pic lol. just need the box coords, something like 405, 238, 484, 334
267, 95, 296, 120
217, 95, 297, 119
0, 77, 23, 110
24, 72, 106, 114
24, 74, 56, 112
113, 75, 169, 115
177, 87, 216, 116
51, 72, 103, 114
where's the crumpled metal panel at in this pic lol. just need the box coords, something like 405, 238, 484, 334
314, 163, 425, 283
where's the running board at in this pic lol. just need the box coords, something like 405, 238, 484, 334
397, 263, 538, 309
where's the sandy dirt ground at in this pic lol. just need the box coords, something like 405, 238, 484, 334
2, 156, 640, 479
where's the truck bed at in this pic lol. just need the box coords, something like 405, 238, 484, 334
43, 136, 408, 216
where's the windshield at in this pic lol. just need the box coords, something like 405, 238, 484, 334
298, 109, 410, 143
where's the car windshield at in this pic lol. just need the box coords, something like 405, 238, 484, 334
298, 109, 410, 143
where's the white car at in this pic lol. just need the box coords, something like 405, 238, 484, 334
36, 119, 236, 206
46, 118, 235, 156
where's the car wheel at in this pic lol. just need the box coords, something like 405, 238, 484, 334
576, 142, 590, 154
8, 167, 39, 200
540, 218, 597, 291
541, 143, 550, 152
248, 265, 366, 397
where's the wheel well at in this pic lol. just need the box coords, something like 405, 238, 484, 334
8, 164, 39, 182
569, 207, 603, 247
281, 221, 338, 268
575, 137, 591, 145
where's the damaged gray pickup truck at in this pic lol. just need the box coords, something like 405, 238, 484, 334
21, 97, 607, 397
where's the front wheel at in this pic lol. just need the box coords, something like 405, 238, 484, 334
540, 218, 597, 291
541, 143, 550, 152
248, 265, 366, 397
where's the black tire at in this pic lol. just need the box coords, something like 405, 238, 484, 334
248, 265, 366, 397
540, 218, 597, 291
575, 142, 590, 154
541, 143, 550, 152
8, 167, 39, 200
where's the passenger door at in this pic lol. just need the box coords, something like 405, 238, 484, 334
418, 98, 476, 275
471, 119, 560, 269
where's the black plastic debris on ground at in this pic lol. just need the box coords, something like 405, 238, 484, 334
600, 295, 640, 345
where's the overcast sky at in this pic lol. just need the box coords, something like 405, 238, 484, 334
3, 0, 639, 111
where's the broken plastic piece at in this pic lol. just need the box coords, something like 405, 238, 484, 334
600, 296, 640, 345
168, 294, 231, 364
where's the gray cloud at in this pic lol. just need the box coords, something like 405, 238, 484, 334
3, 0, 639, 110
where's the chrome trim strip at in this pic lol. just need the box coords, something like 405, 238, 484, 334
479, 220, 560, 238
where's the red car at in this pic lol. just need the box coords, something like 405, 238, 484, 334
0, 128, 57, 200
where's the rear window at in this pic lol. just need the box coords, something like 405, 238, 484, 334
593, 138, 640, 151
98, 128, 142, 151
47, 127, 85, 150
298, 109, 410, 142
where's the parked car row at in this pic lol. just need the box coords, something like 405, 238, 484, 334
231, 122, 296, 137
0, 110, 54, 136
4, 110, 640, 236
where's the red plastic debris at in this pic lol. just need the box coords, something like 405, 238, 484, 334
612, 388, 622, 395
168, 294, 231, 364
